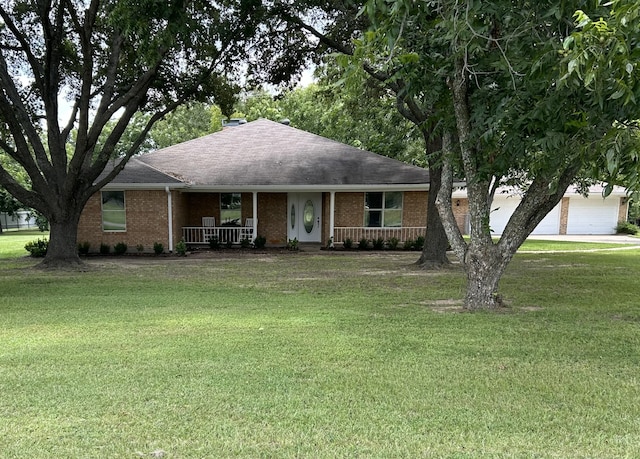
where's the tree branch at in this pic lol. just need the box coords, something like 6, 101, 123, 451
435, 131, 467, 261
0, 52, 53, 192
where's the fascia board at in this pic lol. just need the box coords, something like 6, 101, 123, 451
101, 183, 186, 190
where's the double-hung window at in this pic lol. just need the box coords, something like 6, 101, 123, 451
364, 192, 403, 227
101, 191, 126, 231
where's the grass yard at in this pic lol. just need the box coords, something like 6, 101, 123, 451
0, 230, 48, 259
1, 233, 639, 458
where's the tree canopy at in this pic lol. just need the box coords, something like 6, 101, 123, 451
235, 73, 423, 164
351, 0, 640, 309
0, 0, 261, 266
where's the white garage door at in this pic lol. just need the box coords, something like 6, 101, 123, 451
566, 197, 619, 234
489, 197, 560, 235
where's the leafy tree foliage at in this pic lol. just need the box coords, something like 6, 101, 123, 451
236, 76, 423, 164
113, 103, 225, 155
0, 187, 20, 232
561, 2, 640, 193
356, 0, 640, 309
0, 0, 260, 266
281, 69, 424, 164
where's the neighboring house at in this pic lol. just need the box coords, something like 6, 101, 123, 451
78, 119, 467, 252
77, 119, 628, 253
452, 184, 629, 235
0, 210, 36, 230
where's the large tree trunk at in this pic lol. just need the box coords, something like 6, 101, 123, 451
416, 163, 450, 269
38, 213, 83, 268
463, 244, 511, 310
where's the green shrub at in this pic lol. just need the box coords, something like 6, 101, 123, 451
372, 237, 385, 250
254, 235, 267, 249
413, 235, 425, 251
387, 237, 399, 250
208, 236, 220, 250
358, 238, 369, 250
343, 238, 353, 249
113, 242, 128, 255
77, 241, 90, 255
153, 242, 164, 255
287, 238, 299, 251
403, 239, 414, 250
24, 238, 48, 257
176, 239, 187, 256
240, 238, 252, 249
99, 243, 111, 255
225, 239, 233, 249
136, 244, 145, 253
616, 221, 639, 235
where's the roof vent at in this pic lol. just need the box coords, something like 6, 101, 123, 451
222, 118, 247, 127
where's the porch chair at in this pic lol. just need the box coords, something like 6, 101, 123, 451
202, 217, 217, 243
241, 218, 255, 241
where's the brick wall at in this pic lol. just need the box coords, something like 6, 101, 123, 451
184, 193, 219, 226
559, 197, 570, 234
78, 190, 169, 253
241, 193, 254, 226
258, 193, 287, 245
402, 191, 428, 227
334, 193, 364, 227
452, 198, 469, 234
618, 197, 629, 223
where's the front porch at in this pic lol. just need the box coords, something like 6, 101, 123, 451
181, 224, 428, 247
182, 222, 255, 245
333, 227, 427, 245
177, 190, 431, 248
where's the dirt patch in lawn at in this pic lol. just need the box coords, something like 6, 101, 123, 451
420, 299, 465, 313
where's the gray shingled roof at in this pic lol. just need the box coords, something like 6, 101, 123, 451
117, 118, 430, 188
106, 158, 183, 185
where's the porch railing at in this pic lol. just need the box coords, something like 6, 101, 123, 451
333, 227, 426, 244
182, 226, 254, 245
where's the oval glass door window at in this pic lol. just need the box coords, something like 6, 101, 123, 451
303, 200, 315, 233
290, 203, 296, 229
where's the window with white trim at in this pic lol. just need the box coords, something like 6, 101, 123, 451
101, 191, 126, 231
365, 192, 403, 227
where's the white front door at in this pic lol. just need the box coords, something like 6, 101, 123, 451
288, 193, 322, 242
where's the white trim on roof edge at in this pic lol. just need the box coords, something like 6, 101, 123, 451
186, 182, 466, 192
102, 182, 466, 192
101, 183, 186, 190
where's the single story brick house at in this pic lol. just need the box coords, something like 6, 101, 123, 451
78, 119, 467, 252
77, 119, 629, 252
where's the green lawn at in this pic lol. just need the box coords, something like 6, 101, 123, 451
1, 234, 639, 457
0, 229, 49, 259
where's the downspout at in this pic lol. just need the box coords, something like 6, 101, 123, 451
166, 186, 174, 252
329, 191, 335, 248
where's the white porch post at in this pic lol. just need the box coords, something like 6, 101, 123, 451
252, 191, 258, 240
165, 186, 174, 252
329, 191, 335, 247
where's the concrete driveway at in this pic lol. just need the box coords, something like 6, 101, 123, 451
526, 234, 640, 245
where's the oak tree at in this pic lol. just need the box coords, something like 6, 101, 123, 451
0, 0, 260, 266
